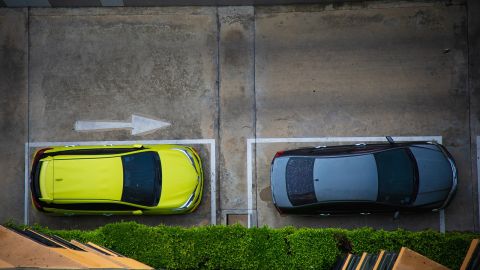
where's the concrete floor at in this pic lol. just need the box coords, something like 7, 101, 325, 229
254, 3, 471, 231
1, 1, 479, 231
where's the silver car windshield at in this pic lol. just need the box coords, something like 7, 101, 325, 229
374, 148, 415, 205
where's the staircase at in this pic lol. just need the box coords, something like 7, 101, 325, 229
0, 225, 153, 269
334, 239, 480, 270
333, 248, 447, 270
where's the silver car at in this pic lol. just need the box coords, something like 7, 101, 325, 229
270, 137, 457, 215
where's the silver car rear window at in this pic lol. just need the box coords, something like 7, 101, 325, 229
286, 157, 316, 206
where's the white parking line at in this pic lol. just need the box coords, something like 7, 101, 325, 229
247, 136, 444, 230
24, 139, 216, 225
439, 209, 445, 233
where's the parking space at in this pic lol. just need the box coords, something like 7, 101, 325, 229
28, 7, 218, 143
252, 137, 445, 231
0, 8, 27, 225
1, 2, 478, 231
253, 3, 473, 231
26, 141, 214, 229
23, 7, 218, 228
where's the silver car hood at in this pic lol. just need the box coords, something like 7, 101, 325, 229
410, 145, 453, 206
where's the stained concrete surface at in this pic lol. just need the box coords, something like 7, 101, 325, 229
468, 0, 480, 231
254, 3, 472, 230
0, 1, 479, 231
218, 6, 255, 222
29, 7, 218, 142
28, 7, 217, 227
0, 8, 27, 224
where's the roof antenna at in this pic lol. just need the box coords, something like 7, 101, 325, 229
386, 136, 395, 145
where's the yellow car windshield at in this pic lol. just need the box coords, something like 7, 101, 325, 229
121, 152, 161, 207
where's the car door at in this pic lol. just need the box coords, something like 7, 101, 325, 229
294, 201, 396, 215
43, 202, 144, 216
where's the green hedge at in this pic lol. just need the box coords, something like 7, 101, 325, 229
14, 222, 478, 270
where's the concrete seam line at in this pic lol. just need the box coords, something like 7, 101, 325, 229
209, 139, 216, 225
477, 136, 480, 231
247, 139, 254, 228
214, 6, 221, 227
24, 142, 30, 225
25, 139, 216, 225
25, 7, 31, 226
246, 136, 443, 229
253, 5, 258, 231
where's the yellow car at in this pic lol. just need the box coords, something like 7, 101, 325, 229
30, 144, 203, 215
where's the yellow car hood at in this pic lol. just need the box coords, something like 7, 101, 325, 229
159, 149, 198, 208
52, 157, 123, 200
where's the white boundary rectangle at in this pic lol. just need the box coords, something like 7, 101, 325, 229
24, 139, 216, 225
247, 136, 445, 231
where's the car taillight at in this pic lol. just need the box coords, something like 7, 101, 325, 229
274, 204, 284, 214
30, 147, 52, 212
30, 148, 50, 181
31, 194, 43, 210
30, 148, 52, 181
32, 147, 52, 166
274, 151, 284, 158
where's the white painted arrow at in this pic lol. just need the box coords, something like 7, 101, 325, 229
75, 114, 171, 136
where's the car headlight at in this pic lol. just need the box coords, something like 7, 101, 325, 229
179, 192, 196, 210
171, 148, 200, 211
173, 148, 198, 173
173, 148, 194, 165
175, 175, 200, 211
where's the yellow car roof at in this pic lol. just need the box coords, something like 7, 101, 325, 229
41, 147, 199, 209
52, 156, 123, 201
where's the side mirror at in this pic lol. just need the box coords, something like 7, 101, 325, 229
132, 210, 143, 215
386, 136, 395, 145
